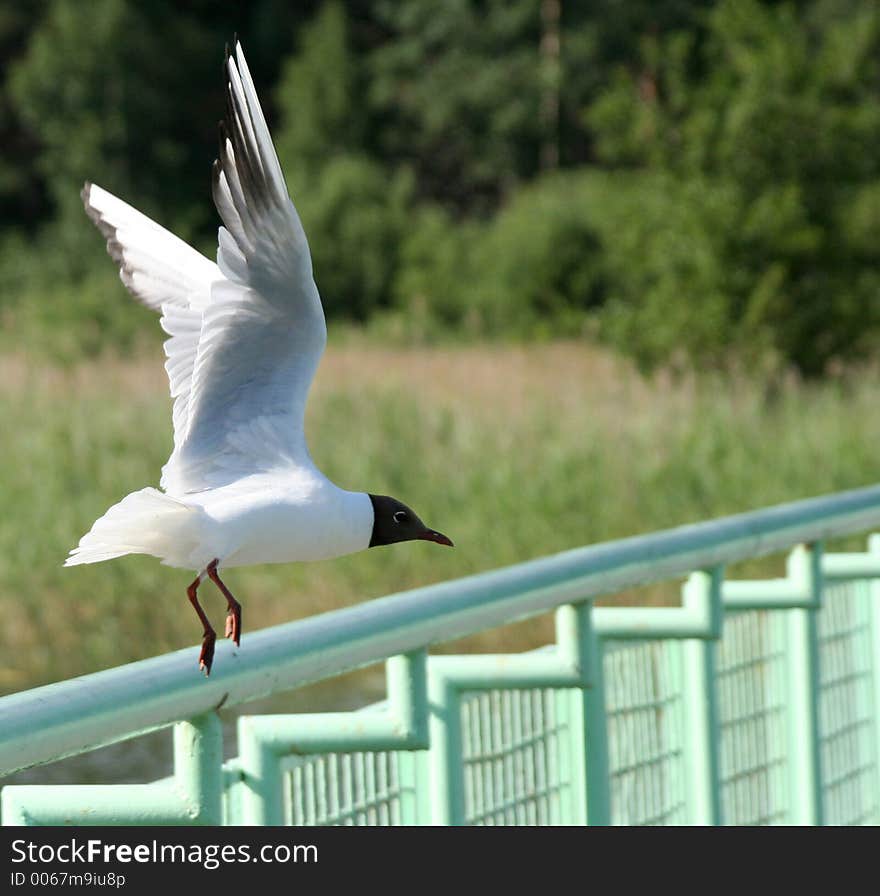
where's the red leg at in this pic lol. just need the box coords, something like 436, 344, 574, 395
207, 559, 242, 647
187, 574, 217, 676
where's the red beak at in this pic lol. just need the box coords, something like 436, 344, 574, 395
418, 529, 454, 547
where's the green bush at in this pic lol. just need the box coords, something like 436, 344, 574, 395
391, 173, 606, 339
290, 155, 413, 321
588, 175, 730, 370
586, 0, 880, 374
391, 204, 480, 337
468, 174, 606, 337
389, 169, 745, 363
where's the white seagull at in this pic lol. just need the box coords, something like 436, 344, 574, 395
65, 41, 452, 674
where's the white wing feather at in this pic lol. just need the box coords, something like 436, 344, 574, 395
81, 183, 222, 456
82, 182, 220, 312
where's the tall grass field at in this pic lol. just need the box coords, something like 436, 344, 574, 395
2, 342, 879, 694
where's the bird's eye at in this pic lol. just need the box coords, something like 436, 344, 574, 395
393, 511, 407, 524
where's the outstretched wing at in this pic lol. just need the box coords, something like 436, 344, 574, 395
160, 42, 327, 494
82, 182, 220, 313
81, 182, 221, 459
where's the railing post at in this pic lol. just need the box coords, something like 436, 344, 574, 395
173, 713, 224, 825
785, 543, 824, 825
386, 651, 430, 825
427, 673, 465, 825
556, 603, 610, 825
680, 568, 724, 825
867, 534, 880, 823
237, 718, 285, 826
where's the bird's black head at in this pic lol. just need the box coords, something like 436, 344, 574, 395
368, 495, 453, 548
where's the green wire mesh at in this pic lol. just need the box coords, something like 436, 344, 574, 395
460, 688, 568, 825
605, 641, 687, 825
716, 610, 789, 824
284, 752, 410, 825
817, 580, 879, 825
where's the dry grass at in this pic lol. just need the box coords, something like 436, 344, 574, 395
1, 341, 879, 694
0, 340, 643, 413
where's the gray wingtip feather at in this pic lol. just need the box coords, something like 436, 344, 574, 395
82, 180, 115, 243
80, 181, 154, 309
213, 42, 279, 227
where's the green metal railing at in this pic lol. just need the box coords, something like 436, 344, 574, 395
3, 484, 880, 825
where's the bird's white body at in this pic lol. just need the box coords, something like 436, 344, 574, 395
184, 473, 373, 570
64, 44, 377, 576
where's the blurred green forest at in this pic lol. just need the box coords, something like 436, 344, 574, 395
1, 0, 880, 374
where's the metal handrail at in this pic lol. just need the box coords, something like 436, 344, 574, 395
3, 482, 880, 778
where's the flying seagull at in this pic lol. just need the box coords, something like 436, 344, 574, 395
65, 42, 453, 674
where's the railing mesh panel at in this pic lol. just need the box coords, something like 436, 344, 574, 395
605, 640, 687, 825
818, 580, 879, 826
227, 581, 880, 826
284, 752, 409, 825
716, 610, 789, 824
460, 688, 568, 824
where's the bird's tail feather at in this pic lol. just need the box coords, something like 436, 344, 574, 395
65, 487, 202, 567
